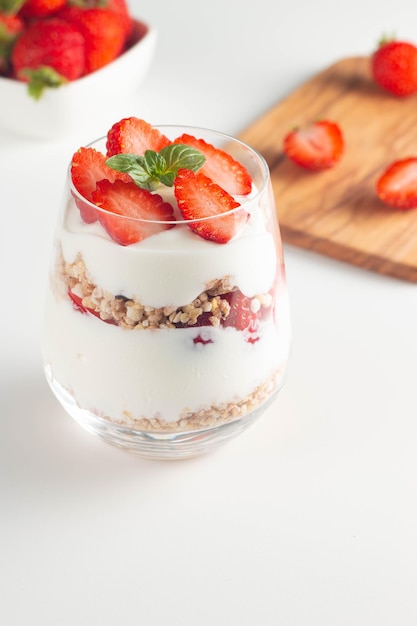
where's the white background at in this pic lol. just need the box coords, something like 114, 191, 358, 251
2, 0, 417, 624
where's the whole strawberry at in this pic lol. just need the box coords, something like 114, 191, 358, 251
11, 17, 85, 98
371, 38, 417, 97
0, 11, 24, 75
65, 0, 133, 40
58, 5, 126, 73
19, 0, 66, 18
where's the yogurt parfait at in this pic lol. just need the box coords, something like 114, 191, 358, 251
42, 117, 291, 458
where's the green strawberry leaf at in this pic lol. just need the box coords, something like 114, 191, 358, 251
0, 0, 25, 14
106, 144, 205, 190
20, 66, 67, 100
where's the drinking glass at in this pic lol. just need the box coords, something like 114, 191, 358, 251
42, 126, 291, 459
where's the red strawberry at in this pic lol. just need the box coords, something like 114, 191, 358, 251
174, 169, 249, 244
222, 291, 261, 343
376, 157, 417, 209
0, 12, 24, 75
67, 289, 116, 323
58, 5, 126, 73
64, 0, 133, 40
283, 120, 344, 170
19, 0, 66, 18
174, 133, 252, 196
68, 289, 88, 314
11, 17, 85, 97
193, 334, 213, 345
106, 0, 133, 39
106, 117, 171, 157
92, 179, 175, 245
371, 39, 417, 97
222, 291, 258, 330
71, 146, 131, 223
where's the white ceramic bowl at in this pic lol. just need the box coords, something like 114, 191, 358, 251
0, 18, 157, 140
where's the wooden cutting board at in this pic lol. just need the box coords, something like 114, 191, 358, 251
239, 56, 417, 282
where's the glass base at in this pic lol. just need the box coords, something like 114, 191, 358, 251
45, 366, 279, 460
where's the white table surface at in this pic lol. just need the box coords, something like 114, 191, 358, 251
2, 0, 417, 624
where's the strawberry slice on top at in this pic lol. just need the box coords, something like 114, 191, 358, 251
376, 157, 417, 209
71, 146, 131, 223
106, 117, 171, 157
173, 133, 252, 196
283, 120, 344, 171
174, 169, 249, 244
92, 179, 175, 246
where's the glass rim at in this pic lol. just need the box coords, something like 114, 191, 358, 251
68, 125, 270, 226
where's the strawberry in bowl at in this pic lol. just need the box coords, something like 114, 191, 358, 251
0, 0, 156, 138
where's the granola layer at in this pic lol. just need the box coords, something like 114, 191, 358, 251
100, 367, 282, 432
54, 248, 274, 329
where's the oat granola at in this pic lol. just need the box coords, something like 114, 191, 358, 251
100, 367, 281, 432
52, 247, 273, 330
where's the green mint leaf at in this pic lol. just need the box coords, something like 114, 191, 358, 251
143, 150, 167, 177
106, 144, 206, 190
159, 144, 206, 175
106, 153, 159, 190
159, 171, 176, 187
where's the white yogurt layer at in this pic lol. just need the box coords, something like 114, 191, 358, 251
58, 185, 278, 307
43, 290, 291, 423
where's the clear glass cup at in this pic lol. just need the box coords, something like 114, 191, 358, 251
42, 126, 291, 459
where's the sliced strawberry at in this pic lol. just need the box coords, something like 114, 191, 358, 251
376, 157, 417, 209
92, 179, 175, 245
283, 120, 344, 170
106, 117, 171, 157
174, 169, 249, 244
174, 133, 252, 196
68, 289, 116, 324
222, 291, 260, 331
71, 146, 131, 223
68, 289, 88, 314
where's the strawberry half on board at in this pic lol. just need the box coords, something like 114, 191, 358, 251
376, 157, 417, 209
283, 120, 344, 171
371, 39, 417, 97
106, 117, 171, 157
92, 179, 175, 246
174, 169, 250, 244
173, 133, 252, 196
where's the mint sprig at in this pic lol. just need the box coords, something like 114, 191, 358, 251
106, 144, 206, 191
